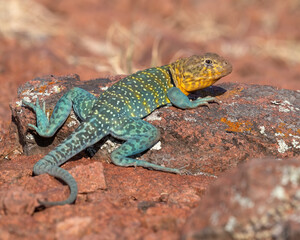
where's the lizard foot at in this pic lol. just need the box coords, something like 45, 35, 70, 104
193, 96, 217, 107
178, 169, 193, 175
22, 98, 51, 137
176, 165, 217, 177
195, 171, 217, 178
177, 164, 193, 175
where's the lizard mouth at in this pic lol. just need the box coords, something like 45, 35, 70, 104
212, 66, 233, 79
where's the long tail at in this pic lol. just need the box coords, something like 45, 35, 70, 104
34, 118, 108, 206
34, 163, 78, 206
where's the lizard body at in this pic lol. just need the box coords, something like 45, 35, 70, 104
23, 53, 232, 206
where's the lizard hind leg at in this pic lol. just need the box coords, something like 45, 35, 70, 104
110, 117, 181, 174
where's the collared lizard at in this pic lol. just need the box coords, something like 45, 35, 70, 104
23, 53, 232, 206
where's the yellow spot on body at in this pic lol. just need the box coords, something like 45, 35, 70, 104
135, 93, 141, 100
141, 99, 151, 112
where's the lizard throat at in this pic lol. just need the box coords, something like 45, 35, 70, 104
168, 64, 190, 95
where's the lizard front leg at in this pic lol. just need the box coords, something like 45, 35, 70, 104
167, 87, 216, 109
23, 87, 97, 137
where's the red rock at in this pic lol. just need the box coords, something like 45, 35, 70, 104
166, 188, 202, 208
0, 187, 38, 215
181, 157, 300, 240
69, 161, 107, 193
55, 216, 92, 239
0, 1, 299, 239
24, 173, 69, 204
21, 160, 106, 204
10, 76, 300, 177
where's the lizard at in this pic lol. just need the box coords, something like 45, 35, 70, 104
23, 52, 232, 207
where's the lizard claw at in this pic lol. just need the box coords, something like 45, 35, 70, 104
178, 169, 193, 175
203, 103, 210, 108
213, 98, 220, 104
196, 171, 217, 178
177, 164, 193, 175
22, 100, 36, 110
28, 123, 39, 131
193, 96, 216, 107
22, 98, 45, 114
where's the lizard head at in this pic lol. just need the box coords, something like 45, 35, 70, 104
169, 53, 232, 95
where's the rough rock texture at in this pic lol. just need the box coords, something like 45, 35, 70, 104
11, 75, 300, 176
0, 187, 38, 216
0, 156, 209, 239
0, 74, 299, 239
0, 0, 300, 239
181, 157, 300, 240
21, 160, 107, 204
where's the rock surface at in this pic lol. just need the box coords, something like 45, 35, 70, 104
11, 75, 300, 176
0, 187, 38, 216
181, 157, 300, 240
0, 74, 299, 239
0, 156, 209, 239
0, 0, 299, 239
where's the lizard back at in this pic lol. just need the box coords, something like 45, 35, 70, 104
93, 66, 174, 119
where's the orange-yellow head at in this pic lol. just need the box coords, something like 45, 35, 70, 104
169, 53, 232, 95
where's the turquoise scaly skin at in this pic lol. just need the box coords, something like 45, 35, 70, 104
23, 53, 232, 206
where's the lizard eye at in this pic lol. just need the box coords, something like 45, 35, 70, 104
205, 59, 212, 65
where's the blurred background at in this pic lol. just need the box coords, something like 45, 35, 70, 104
0, 0, 299, 134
